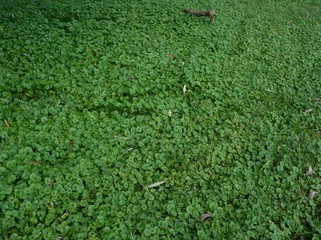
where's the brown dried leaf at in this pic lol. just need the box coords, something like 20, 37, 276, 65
166, 53, 177, 59
199, 212, 212, 222
50, 179, 54, 188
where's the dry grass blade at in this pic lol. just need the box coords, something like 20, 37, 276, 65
306, 166, 314, 176
117, 148, 133, 158
183, 85, 187, 95
26, 161, 43, 165
199, 212, 212, 222
4, 119, 10, 128
304, 109, 313, 113
309, 191, 317, 199
148, 181, 165, 189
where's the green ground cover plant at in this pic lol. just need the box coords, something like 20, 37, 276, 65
0, 0, 320, 239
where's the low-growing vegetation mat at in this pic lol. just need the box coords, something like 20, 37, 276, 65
1, 0, 321, 239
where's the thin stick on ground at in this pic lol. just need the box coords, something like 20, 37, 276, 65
183, 9, 216, 24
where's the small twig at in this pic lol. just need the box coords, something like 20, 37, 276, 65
183, 9, 216, 24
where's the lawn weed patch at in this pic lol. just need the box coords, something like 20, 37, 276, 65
0, 0, 320, 239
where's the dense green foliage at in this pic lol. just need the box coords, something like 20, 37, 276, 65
1, 0, 320, 239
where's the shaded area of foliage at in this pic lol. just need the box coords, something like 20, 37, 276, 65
0, 0, 320, 239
